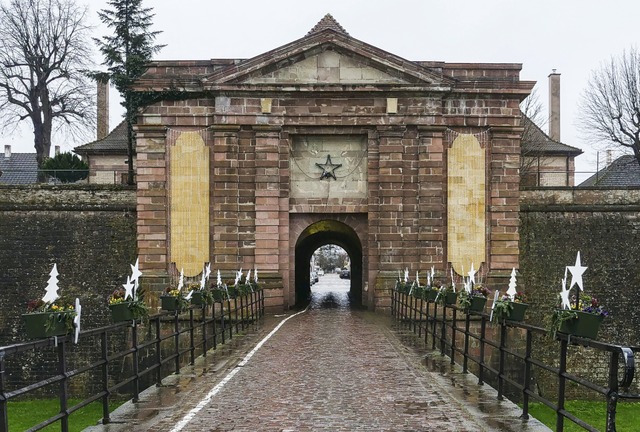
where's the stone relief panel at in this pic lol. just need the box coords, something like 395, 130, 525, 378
290, 135, 368, 200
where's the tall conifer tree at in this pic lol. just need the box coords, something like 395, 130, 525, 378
93, 0, 164, 185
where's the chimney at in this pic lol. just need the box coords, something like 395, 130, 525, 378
97, 78, 109, 140
55, 145, 60, 156
4, 145, 10, 159
548, 70, 561, 141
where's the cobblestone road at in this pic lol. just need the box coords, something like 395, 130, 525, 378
88, 275, 549, 431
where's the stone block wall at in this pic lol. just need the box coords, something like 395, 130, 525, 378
0, 185, 137, 346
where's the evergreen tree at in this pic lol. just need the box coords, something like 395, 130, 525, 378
41, 152, 88, 183
93, 0, 164, 185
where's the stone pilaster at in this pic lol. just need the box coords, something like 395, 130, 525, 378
488, 126, 523, 287
211, 125, 241, 271
417, 126, 446, 274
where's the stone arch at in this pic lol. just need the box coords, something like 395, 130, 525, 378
290, 215, 367, 307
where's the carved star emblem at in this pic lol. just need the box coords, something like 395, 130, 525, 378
315, 155, 342, 180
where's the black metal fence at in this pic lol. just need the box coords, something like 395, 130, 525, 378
391, 287, 639, 432
0, 290, 264, 432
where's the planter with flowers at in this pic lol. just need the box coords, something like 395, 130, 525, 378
161, 286, 189, 312
108, 287, 149, 322
22, 264, 77, 339
188, 283, 214, 306
23, 298, 76, 338
458, 284, 490, 312
435, 284, 457, 306
550, 293, 607, 339
491, 292, 529, 324
549, 252, 607, 339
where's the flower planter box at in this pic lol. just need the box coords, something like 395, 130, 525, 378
508, 302, 529, 322
109, 302, 135, 322
558, 310, 604, 339
23, 312, 72, 338
211, 290, 226, 302
191, 292, 204, 306
467, 296, 487, 312
445, 292, 458, 305
425, 290, 439, 301
161, 295, 183, 311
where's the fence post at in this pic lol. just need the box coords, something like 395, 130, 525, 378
463, 314, 470, 373
0, 352, 8, 432
478, 315, 486, 385
202, 304, 208, 356
521, 329, 532, 420
174, 312, 180, 374
498, 322, 507, 400
556, 338, 568, 432
58, 340, 69, 432
450, 308, 457, 365
132, 323, 140, 402
189, 308, 195, 365
155, 317, 162, 386
606, 350, 620, 432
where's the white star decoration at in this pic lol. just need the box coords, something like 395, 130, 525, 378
130, 258, 142, 285
73, 298, 81, 344
567, 251, 587, 292
468, 263, 476, 286
123, 275, 135, 300
204, 263, 211, 281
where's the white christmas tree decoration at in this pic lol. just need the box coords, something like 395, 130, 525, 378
567, 251, 587, 292
73, 298, 82, 344
431, 266, 435, 280
200, 270, 206, 290
217, 270, 222, 287
427, 272, 431, 288
178, 269, 184, 291
416, 271, 420, 286
234, 269, 242, 286
204, 263, 211, 281
489, 290, 500, 322
245, 269, 251, 284
254, 268, 259, 284
404, 268, 409, 283
507, 268, 518, 300
450, 268, 456, 292
42, 264, 60, 304
560, 267, 571, 310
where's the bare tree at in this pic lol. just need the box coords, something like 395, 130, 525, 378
0, 0, 95, 166
579, 47, 640, 165
519, 87, 547, 184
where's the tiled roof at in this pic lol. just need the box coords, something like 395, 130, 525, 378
74, 120, 129, 155
0, 152, 38, 184
307, 14, 349, 36
521, 116, 582, 155
579, 155, 640, 187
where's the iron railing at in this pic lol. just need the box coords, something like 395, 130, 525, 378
0, 290, 264, 432
391, 287, 639, 432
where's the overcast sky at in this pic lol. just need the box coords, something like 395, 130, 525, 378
5, 0, 640, 177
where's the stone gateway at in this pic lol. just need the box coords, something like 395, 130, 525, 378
133, 15, 533, 311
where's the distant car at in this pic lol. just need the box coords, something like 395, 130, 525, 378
340, 269, 350, 279
318, 269, 324, 276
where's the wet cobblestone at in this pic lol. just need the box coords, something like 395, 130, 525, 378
87, 276, 550, 431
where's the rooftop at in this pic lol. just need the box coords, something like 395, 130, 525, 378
579, 155, 640, 187
0, 151, 38, 185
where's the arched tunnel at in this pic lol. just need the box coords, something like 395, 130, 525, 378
294, 220, 363, 307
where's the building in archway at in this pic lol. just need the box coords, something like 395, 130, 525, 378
132, 15, 534, 311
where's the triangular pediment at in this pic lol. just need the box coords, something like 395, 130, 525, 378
204, 27, 452, 89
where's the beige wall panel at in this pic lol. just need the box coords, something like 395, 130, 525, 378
169, 131, 210, 276
447, 134, 486, 276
